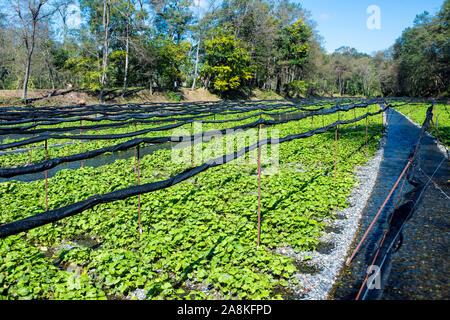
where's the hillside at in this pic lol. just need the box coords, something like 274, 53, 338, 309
0, 88, 287, 107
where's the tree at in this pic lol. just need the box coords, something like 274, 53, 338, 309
332, 54, 351, 96
200, 27, 253, 95
56, 0, 75, 45
393, 1, 450, 96
191, 0, 201, 90
131, 38, 158, 94
274, 0, 307, 27
150, 0, 194, 43
373, 49, 399, 96
275, 19, 312, 93
154, 37, 191, 89
122, 0, 131, 97
1, 0, 447, 99
11, 0, 57, 100
0, 10, 10, 89
99, 0, 111, 102
222, 0, 277, 90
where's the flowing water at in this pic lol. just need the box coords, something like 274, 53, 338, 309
334, 108, 449, 300
0, 141, 174, 183
1, 108, 448, 299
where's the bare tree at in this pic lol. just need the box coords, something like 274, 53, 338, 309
191, 0, 201, 91
0, 10, 10, 89
99, 0, 111, 102
12, 0, 57, 100
56, 0, 75, 45
122, 0, 131, 97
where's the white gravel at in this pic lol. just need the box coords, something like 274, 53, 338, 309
275, 112, 388, 300
116, 112, 393, 301
127, 289, 147, 300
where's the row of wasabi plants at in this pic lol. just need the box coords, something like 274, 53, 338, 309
0, 104, 384, 299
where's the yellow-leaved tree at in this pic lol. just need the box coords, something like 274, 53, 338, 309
200, 28, 254, 95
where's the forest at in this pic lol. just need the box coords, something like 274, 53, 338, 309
0, 0, 448, 101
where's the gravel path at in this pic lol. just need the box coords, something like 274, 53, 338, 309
275, 112, 388, 300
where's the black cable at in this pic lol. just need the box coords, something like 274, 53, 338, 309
0, 105, 394, 238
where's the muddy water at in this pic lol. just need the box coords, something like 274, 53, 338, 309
334, 109, 449, 300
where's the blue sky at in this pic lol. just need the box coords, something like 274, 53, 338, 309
298, 0, 445, 55
65, 0, 445, 55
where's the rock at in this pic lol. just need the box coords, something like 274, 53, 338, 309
66, 263, 80, 273
128, 289, 147, 300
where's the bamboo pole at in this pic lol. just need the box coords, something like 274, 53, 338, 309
137, 144, 142, 234
190, 122, 194, 167
335, 126, 338, 179
366, 116, 368, 157
134, 122, 137, 171
80, 120, 84, 168
257, 123, 262, 249
44, 140, 48, 211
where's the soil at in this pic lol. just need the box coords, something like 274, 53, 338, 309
0, 88, 223, 107
0, 87, 288, 107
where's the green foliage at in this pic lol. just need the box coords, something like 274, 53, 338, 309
200, 28, 254, 94
0, 236, 106, 300
64, 50, 128, 91
80, 0, 133, 44
276, 19, 312, 68
154, 37, 191, 89
283, 80, 309, 98
166, 90, 182, 102
151, 0, 194, 43
393, 1, 450, 96
0, 0, 448, 99
65, 56, 103, 91
0, 103, 385, 300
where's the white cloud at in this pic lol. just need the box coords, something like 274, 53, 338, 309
193, 0, 208, 8
319, 13, 332, 20
66, 4, 81, 29
191, 0, 210, 17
